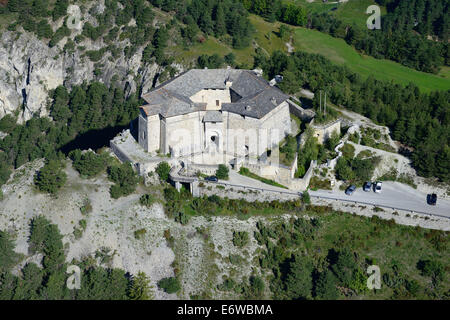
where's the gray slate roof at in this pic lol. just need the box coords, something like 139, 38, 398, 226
140, 69, 289, 119
203, 111, 223, 122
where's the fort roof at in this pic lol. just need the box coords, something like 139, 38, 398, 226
140, 69, 289, 119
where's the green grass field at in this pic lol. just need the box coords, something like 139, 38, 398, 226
333, 0, 387, 28
295, 0, 385, 27
293, 27, 450, 92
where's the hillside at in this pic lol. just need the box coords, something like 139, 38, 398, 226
1, 158, 448, 299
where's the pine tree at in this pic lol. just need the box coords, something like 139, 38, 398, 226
129, 272, 154, 300
214, 4, 226, 37
315, 270, 339, 300
285, 254, 313, 299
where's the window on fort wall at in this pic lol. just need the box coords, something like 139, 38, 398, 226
216, 100, 220, 106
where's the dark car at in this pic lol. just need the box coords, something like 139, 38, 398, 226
345, 185, 356, 195
427, 193, 437, 206
205, 176, 218, 182
363, 182, 372, 192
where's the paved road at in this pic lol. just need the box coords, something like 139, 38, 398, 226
310, 182, 450, 218
220, 172, 450, 218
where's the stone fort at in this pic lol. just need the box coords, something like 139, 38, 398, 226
111, 68, 329, 190
137, 68, 292, 162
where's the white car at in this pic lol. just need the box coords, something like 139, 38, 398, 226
374, 181, 382, 193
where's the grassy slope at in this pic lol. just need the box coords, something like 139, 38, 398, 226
293, 27, 450, 92
171, 15, 288, 67
333, 0, 387, 28
172, 12, 449, 92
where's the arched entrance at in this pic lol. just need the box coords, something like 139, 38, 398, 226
208, 131, 220, 149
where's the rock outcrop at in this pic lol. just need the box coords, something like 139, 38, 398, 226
0, 2, 176, 123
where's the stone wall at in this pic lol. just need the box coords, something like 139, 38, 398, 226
164, 112, 204, 156
186, 162, 219, 175
110, 140, 133, 163
189, 89, 231, 110
287, 99, 315, 121
289, 160, 316, 191
199, 181, 300, 202
223, 102, 291, 158
311, 119, 341, 144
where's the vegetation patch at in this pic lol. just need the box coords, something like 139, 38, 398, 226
239, 167, 288, 189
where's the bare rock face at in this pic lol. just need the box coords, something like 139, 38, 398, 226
0, 28, 164, 124
0, 31, 64, 122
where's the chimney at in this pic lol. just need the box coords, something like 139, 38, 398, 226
271, 97, 277, 105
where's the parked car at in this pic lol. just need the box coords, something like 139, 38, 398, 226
345, 185, 356, 195
363, 182, 372, 192
427, 193, 437, 206
205, 176, 218, 182
374, 181, 382, 193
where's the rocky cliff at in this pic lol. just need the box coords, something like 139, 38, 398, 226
0, 2, 174, 123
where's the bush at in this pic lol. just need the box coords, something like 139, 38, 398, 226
315, 270, 339, 300
174, 211, 190, 225
156, 161, 171, 182
232, 231, 249, 248
340, 143, 355, 159
158, 277, 181, 294
280, 135, 298, 164
107, 163, 139, 199
34, 160, 67, 194
36, 20, 53, 39
285, 254, 314, 299
69, 150, 110, 178
134, 229, 147, 240
417, 259, 445, 285
139, 194, 156, 207
302, 191, 311, 204
216, 164, 229, 180
0, 115, 17, 133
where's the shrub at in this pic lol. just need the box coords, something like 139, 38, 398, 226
139, 194, 156, 207
158, 277, 181, 294
217, 278, 236, 291
34, 160, 67, 194
69, 150, 110, 178
174, 211, 190, 225
302, 191, 311, 204
216, 164, 229, 180
285, 254, 314, 299
340, 143, 355, 159
107, 163, 139, 199
232, 231, 249, 248
36, 19, 53, 39
0, 115, 17, 133
315, 270, 339, 300
156, 161, 171, 182
280, 134, 298, 164
229, 254, 244, 265
134, 229, 147, 240
417, 259, 445, 284
80, 200, 93, 215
